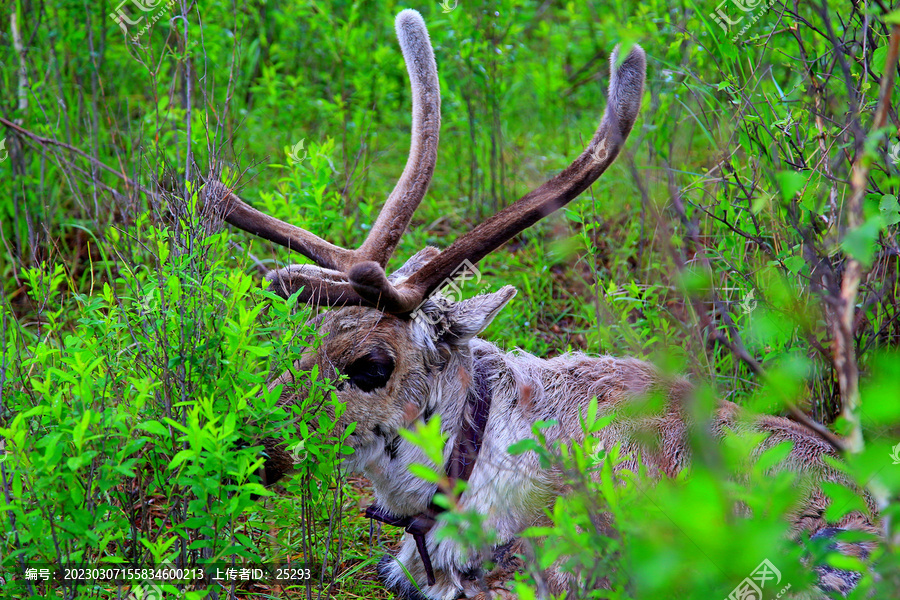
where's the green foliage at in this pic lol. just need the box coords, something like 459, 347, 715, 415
426, 369, 900, 599
0, 220, 348, 597
1, 0, 900, 598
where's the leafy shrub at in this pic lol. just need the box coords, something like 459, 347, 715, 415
0, 208, 349, 598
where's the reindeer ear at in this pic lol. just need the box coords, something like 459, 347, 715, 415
443, 285, 517, 344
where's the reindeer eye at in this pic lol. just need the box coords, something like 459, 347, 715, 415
344, 350, 395, 392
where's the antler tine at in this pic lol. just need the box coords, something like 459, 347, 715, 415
357, 9, 441, 267
206, 9, 440, 304
204, 181, 353, 271
265, 264, 413, 313
381, 44, 646, 310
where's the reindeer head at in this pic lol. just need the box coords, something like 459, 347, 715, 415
205, 9, 646, 478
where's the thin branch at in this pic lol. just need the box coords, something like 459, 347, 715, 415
0, 116, 157, 199
834, 22, 900, 454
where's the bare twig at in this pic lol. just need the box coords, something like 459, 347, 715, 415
11, 11, 28, 117
665, 161, 847, 454
0, 117, 157, 199
834, 22, 900, 454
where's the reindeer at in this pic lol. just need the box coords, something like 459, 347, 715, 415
204, 10, 878, 600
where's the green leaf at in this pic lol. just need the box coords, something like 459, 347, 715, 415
754, 440, 794, 472
513, 583, 537, 600
162, 418, 190, 434
73, 409, 92, 451
879, 194, 900, 226
871, 45, 890, 78
841, 217, 882, 267
168, 449, 195, 471
777, 170, 807, 202
859, 353, 900, 425
587, 396, 598, 425
821, 481, 868, 521
137, 421, 170, 437
825, 553, 868, 572
507, 439, 539, 455
520, 525, 555, 537
784, 255, 805, 274
408, 463, 441, 483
